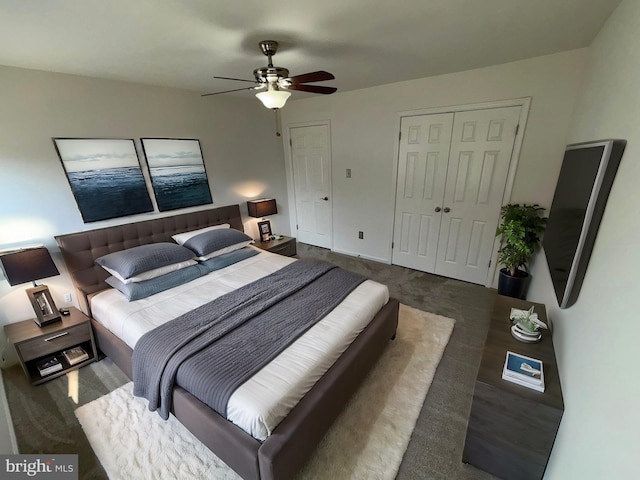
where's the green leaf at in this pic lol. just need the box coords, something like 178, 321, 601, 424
496, 203, 547, 274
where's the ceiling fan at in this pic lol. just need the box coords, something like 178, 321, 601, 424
202, 40, 337, 109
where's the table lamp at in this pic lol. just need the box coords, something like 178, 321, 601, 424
0, 247, 62, 327
247, 198, 278, 242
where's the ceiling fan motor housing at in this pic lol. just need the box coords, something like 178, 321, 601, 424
254, 66, 290, 84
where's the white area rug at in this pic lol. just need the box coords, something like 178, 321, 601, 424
75, 304, 455, 480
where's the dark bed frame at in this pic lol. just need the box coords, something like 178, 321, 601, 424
55, 204, 399, 480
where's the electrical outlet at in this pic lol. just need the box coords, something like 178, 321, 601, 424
64, 292, 72, 303
358, 231, 364, 239
346, 168, 352, 178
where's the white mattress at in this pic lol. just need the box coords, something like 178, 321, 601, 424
90, 249, 389, 440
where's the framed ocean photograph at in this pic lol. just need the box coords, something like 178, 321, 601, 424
53, 138, 154, 223
141, 138, 213, 212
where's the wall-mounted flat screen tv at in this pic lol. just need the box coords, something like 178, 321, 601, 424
543, 139, 626, 308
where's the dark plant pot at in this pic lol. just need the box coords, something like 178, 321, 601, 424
498, 268, 530, 299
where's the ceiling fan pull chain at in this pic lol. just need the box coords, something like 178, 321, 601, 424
274, 109, 282, 137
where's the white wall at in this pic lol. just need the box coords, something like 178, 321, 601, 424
281, 49, 589, 263
527, 1, 640, 478
0, 64, 287, 335
0, 65, 286, 453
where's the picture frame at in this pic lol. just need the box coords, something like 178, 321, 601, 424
140, 138, 213, 212
257, 220, 273, 242
53, 138, 153, 223
26, 285, 61, 327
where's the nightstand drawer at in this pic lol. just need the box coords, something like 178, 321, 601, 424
18, 323, 91, 361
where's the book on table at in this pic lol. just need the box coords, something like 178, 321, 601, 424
62, 346, 89, 366
36, 356, 63, 376
502, 351, 545, 392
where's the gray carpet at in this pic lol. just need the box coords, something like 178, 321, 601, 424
2, 243, 497, 479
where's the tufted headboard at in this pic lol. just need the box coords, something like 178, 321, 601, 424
55, 204, 243, 315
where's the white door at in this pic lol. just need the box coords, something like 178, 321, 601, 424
290, 125, 332, 248
435, 106, 521, 283
393, 106, 520, 284
392, 113, 454, 271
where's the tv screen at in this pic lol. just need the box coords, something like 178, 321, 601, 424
543, 139, 625, 308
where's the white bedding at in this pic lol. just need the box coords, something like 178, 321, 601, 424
90, 248, 389, 440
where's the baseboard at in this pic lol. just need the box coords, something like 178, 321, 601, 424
331, 248, 390, 264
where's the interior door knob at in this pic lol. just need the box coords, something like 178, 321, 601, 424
320, 196, 329, 201
443, 207, 451, 213
435, 206, 442, 212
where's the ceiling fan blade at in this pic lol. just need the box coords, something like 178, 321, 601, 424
288, 84, 337, 95
288, 71, 335, 84
213, 76, 256, 83
201, 86, 257, 97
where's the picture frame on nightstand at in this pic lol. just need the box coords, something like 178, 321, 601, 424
26, 285, 61, 327
257, 220, 273, 242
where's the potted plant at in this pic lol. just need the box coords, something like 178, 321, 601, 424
495, 203, 547, 299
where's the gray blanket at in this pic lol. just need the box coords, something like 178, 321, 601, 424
132, 259, 366, 420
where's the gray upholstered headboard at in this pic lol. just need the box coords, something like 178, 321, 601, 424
55, 204, 243, 315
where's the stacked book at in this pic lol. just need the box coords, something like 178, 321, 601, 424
502, 351, 545, 392
62, 346, 89, 366
36, 356, 63, 377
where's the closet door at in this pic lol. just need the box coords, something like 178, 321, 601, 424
435, 106, 521, 283
392, 106, 521, 284
392, 113, 453, 271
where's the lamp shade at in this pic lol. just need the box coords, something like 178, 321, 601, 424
247, 198, 278, 218
0, 247, 60, 286
255, 90, 291, 109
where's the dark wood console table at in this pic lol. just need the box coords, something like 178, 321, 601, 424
463, 295, 564, 480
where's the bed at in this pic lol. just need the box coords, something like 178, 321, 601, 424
55, 204, 399, 480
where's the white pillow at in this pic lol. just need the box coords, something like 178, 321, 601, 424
102, 259, 198, 284
172, 224, 230, 245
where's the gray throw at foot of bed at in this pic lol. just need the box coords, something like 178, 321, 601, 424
133, 259, 366, 420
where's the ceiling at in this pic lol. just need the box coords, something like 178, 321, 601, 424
0, 0, 620, 98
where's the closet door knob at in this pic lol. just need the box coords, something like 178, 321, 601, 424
320, 196, 329, 201
443, 207, 451, 213
434, 207, 442, 212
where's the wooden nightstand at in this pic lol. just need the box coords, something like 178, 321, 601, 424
255, 236, 297, 257
462, 295, 563, 480
4, 307, 98, 385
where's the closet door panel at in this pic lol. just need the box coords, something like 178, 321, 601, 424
435, 106, 520, 284
392, 113, 453, 271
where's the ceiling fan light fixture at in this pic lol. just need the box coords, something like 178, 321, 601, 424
256, 90, 291, 109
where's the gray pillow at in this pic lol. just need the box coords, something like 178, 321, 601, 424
198, 247, 259, 273
105, 264, 203, 301
96, 242, 195, 280
183, 228, 253, 259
